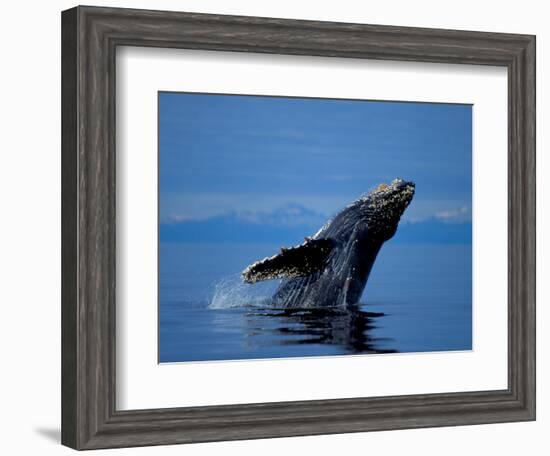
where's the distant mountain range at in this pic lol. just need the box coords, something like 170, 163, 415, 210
160, 204, 471, 245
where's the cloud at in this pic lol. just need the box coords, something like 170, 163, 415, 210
165, 214, 206, 223
434, 206, 471, 223
400, 199, 472, 223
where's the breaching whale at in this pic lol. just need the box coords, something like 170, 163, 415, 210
242, 178, 415, 309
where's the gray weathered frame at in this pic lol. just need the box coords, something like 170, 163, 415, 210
61, 5, 536, 450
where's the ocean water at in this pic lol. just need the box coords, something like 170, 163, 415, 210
159, 242, 472, 363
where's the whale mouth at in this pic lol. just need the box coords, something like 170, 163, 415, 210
392, 178, 415, 192
391, 179, 415, 210
392, 179, 415, 204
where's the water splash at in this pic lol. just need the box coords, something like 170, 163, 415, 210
208, 274, 281, 309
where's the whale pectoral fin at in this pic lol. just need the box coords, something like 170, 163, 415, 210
242, 238, 335, 284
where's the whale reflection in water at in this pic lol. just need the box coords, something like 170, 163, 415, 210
242, 306, 396, 355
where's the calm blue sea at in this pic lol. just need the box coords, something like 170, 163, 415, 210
159, 242, 472, 363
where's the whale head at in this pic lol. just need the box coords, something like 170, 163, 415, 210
355, 178, 415, 241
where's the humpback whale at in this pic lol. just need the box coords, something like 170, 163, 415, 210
242, 178, 415, 309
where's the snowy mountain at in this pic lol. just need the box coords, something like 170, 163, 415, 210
160, 203, 471, 245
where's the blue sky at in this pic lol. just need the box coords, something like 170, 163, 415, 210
159, 92, 472, 230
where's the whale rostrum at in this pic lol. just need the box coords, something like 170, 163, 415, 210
242, 178, 415, 309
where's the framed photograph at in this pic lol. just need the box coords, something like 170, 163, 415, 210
61, 5, 535, 450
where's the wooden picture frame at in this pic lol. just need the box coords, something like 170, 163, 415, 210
61, 5, 535, 450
